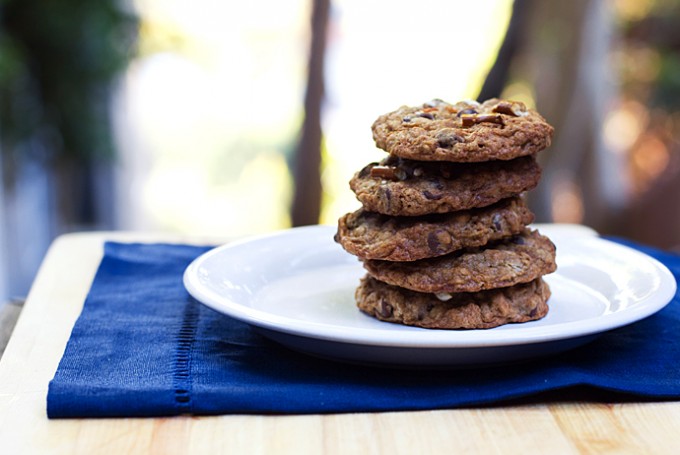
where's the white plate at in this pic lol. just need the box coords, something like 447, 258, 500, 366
183, 224, 676, 368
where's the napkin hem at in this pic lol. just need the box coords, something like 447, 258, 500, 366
172, 298, 200, 414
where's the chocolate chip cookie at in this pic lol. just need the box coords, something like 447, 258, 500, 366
335, 197, 534, 262
362, 229, 556, 294
349, 155, 541, 216
371, 98, 553, 162
356, 275, 550, 329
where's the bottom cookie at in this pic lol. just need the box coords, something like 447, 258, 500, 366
356, 275, 550, 330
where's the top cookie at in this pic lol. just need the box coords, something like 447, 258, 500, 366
371, 98, 553, 162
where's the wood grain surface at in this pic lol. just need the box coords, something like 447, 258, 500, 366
0, 232, 678, 454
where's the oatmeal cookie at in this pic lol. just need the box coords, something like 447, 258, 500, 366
349, 155, 540, 216
335, 197, 534, 262
371, 98, 553, 162
362, 229, 556, 294
356, 275, 550, 329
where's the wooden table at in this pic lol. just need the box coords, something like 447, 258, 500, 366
0, 232, 679, 454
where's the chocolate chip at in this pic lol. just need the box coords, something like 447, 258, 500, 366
401, 165, 416, 178
456, 108, 478, 117
512, 235, 526, 245
492, 214, 503, 231
436, 131, 463, 148
427, 232, 441, 253
427, 229, 451, 254
402, 116, 412, 122
529, 307, 538, 317
436, 137, 461, 149
378, 299, 393, 318
423, 190, 443, 200
384, 155, 400, 166
416, 111, 435, 120
384, 187, 392, 211
416, 301, 435, 320
358, 164, 375, 178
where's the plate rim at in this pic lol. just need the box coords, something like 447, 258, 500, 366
183, 224, 677, 349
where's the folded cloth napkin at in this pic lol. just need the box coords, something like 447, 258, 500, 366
47, 239, 680, 418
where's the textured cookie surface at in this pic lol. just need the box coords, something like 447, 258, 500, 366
335, 197, 534, 262
371, 98, 553, 162
363, 229, 556, 293
349, 155, 540, 216
356, 275, 550, 329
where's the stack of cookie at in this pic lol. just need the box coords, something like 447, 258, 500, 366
335, 98, 556, 329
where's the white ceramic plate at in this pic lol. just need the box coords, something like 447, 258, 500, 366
183, 224, 676, 368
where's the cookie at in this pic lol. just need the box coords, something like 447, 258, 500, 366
335, 197, 534, 262
362, 229, 556, 294
356, 275, 550, 329
371, 98, 553, 162
349, 155, 540, 216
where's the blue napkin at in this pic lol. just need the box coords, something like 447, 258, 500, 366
47, 239, 680, 418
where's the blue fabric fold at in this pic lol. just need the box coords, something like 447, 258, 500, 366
47, 239, 680, 418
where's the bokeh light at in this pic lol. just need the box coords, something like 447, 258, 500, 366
116, 0, 513, 236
